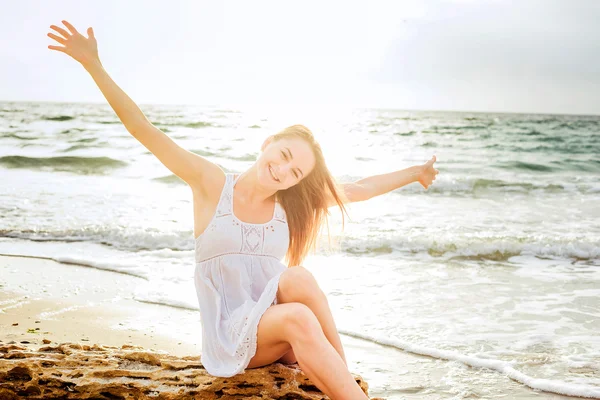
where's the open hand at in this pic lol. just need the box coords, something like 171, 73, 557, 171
418, 155, 439, 190
47, 20, 100, 68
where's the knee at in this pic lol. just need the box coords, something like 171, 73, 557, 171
279, 266, 326, 302
282, 303, 323, 342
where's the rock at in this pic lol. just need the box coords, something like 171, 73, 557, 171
0, 341, 376, 399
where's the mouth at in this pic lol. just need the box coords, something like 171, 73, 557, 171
268, 164, 280, 183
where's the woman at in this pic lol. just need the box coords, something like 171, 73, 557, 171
47, 21, 439, 399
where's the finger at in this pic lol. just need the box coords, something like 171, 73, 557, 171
50, 24, 70, 39
47, 32, 67, 45
62, 20, 79, 35
87, 27, 95, 39
48, 45, 67, 53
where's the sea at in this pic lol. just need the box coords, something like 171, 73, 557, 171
1, 101, 599, 398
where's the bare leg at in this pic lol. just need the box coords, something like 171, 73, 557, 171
248, 303, 368, 400
247, 302, 368, 399
286, 303, 368, 399
277, 266, 347, 365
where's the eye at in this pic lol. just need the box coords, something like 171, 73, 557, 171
280, 150, 298, 179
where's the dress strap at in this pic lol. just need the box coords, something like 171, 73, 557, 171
212, 173, 234, 217
224, 173, 241, 215
232, 173, 241, 187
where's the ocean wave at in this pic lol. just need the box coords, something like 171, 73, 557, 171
471, 179, 564, 192
43, 115, 75, 121
518, 117, 562, 124
62, 144, 94, 152
522, 129, 544, 136
422, 128, 463, 135
3, 133, 38, 141
153, 174, 185, 185
60, 128, 86, 134
355, 156, 375, 161
484, 143, 597, 154
393, 131, 416, 136
53, 255, 150, 279
422, 124, 493, 133
550, 158, 600, 172
229, 153, 258, 162
190, 149, 219, 157
396, 177, 589, 194
183, 121, 215, 128
72, 137, 98, 143
551, 121, 599, 130
0, 155, 127, 174
0, 253, 150, 280
0, 227, 195, 252
341, 235, 600, 261
536, 135, 565, 143
495, 161, 555, 172
340, 329, 600, 399
134, 290, 198, 311
4, 223, 597, 261
156, 121, 217, 129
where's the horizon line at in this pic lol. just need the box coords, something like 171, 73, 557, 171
1, 99, 598, 118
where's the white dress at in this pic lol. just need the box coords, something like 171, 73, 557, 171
194, 172, 289, 377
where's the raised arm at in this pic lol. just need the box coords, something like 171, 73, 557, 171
326, 156, 439, 208
47, 20, 218, 189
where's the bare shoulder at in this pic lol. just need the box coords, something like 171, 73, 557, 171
190, 163, 226, 201
190, 165, 228, 238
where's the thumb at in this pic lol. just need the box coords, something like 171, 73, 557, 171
87, 27, 95, 39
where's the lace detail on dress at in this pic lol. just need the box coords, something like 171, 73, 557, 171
240, 225, 265, 253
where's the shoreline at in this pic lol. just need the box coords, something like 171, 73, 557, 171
0, 254, 581, 399
0, 254, 201, 358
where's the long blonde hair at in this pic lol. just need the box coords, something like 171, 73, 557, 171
270, 125, 349, 267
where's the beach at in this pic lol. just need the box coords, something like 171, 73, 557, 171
1, 102, 599, 398
0, 254, 588, 399
2, 0, 600, 396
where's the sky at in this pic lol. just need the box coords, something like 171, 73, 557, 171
1, 0, 599, 115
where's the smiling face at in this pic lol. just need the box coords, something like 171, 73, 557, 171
258, 135, 316, 190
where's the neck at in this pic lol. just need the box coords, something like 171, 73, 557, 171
235, 164, 277, 204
